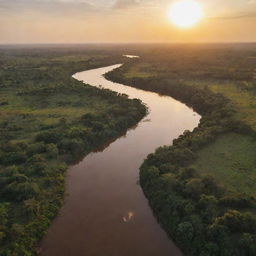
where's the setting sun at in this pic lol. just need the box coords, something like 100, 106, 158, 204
168, 0, 203, 28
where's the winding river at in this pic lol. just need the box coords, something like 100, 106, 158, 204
40, 61, 200, 256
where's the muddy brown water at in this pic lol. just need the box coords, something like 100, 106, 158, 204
40, 63, 201, 256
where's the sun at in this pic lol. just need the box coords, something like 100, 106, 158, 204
168, 0, 203, 28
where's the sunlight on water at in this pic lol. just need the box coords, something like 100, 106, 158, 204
123, 211, 134, 222
123, 55, 140, 58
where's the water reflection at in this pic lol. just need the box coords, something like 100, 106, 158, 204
123, 211, 134, 223
123, 55, 139, 58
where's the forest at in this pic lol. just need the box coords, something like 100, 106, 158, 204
106, 43, 256, 256
0, 46, 147, 255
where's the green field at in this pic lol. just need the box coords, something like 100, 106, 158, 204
184, 79, 256, 131
193, 133, 256, 197
124, 63, 157, 79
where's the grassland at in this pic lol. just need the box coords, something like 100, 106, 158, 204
193, 133, 256, 197
184, 79, 256, 131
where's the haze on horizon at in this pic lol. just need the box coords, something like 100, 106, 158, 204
0, 0, 256, 44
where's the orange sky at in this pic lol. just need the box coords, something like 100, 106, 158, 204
0, 0, 255, 43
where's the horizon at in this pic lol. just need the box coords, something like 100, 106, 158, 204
1, 41, 256, 46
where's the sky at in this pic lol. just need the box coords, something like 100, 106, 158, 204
0, 0, 255, 43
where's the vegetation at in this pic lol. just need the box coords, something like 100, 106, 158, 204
1, 43, 255, 255
193, 133, 256, 197
0, 46, 146, 255
106, 43, 256, 255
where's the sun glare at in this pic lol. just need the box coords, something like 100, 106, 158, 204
168, 0, 203, 28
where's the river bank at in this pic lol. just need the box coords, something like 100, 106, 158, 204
40, 63, 200, 256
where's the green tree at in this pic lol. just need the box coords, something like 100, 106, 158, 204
176, 222, 194, 250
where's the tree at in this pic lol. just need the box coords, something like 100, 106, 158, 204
46, 143, 58, 159
176, 222, 194, 250
214, 210, 256, 233
239, 233, 256, 256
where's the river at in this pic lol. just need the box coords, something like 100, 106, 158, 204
40, 62, 201, 256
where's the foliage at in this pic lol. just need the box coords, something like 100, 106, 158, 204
0, 47, 146, 255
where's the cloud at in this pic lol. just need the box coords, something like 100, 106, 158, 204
210, 11, 256, 20
113, 0, 140, 9
0, 0, 95, 14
